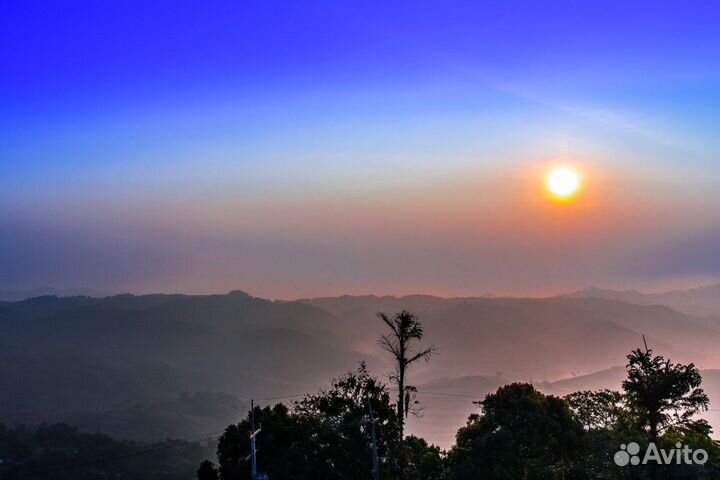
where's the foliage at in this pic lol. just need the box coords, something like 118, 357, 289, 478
215, 363, 404, 479
401, 435, 446, 480
294, 362, 403, 478
207, 343, 720, 480
448, 383, 589, 480
197, 460, 219, 480
216, 403, 311, 479
623, 348, 709, 441
0, 422, 209, 480
378, 310, 436, 439
565, 390, 625, 431
566, 349, 720, 480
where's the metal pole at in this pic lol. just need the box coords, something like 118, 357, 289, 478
251, 399, 258, 480
367, 398, 381, 480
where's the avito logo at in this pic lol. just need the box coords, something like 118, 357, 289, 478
614, 442, 708, 466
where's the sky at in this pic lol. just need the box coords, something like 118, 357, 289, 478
2, 1, 720, 298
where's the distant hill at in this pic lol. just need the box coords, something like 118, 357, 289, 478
0, 422, 209, 480
304, 294, 720, 380
0, 291, 382, 441
3, 290, 720, 447
540, 366, 628, 396
563, 284, 720, 317
0, 287, 110, 302
303, 292, 720, 447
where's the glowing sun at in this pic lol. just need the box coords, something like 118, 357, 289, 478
546, 166, 581, 200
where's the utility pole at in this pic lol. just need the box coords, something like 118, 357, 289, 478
367, 397, 381, 480
249, 399, 262, 480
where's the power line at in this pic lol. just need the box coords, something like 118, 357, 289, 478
251, 389, 480, 403
416, 390, 479, 399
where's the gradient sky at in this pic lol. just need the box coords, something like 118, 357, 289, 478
2, 1, 720, 298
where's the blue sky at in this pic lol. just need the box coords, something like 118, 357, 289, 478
2, 1, 720, 297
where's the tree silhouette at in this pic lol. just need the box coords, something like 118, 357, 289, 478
401, 435, 445, 480
378, 310, 436, 440
294, 362, 402, 479
216, 403, 309, 480
623, 348, 709, 441
448, 383, 587, 480
0, 422, 207, 480
197, 460, 219, 480
566, 389, 625, 431
214, 364, 402, 479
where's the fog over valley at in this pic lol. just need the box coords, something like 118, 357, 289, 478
4, 285, 720, 448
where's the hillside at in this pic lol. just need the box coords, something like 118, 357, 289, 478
564, 284, 720, 318
3, 291, 720, 447
304, 294, 720, 380
0, 292, 380, 441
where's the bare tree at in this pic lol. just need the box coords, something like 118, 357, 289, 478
378, 310, 436, 439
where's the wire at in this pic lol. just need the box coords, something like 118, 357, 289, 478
416, 390, 480, 399
252, 389, 481, 403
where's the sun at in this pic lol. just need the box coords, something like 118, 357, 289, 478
546, 166, 581, 200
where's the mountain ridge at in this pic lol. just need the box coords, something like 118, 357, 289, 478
3, 289, 720, 447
